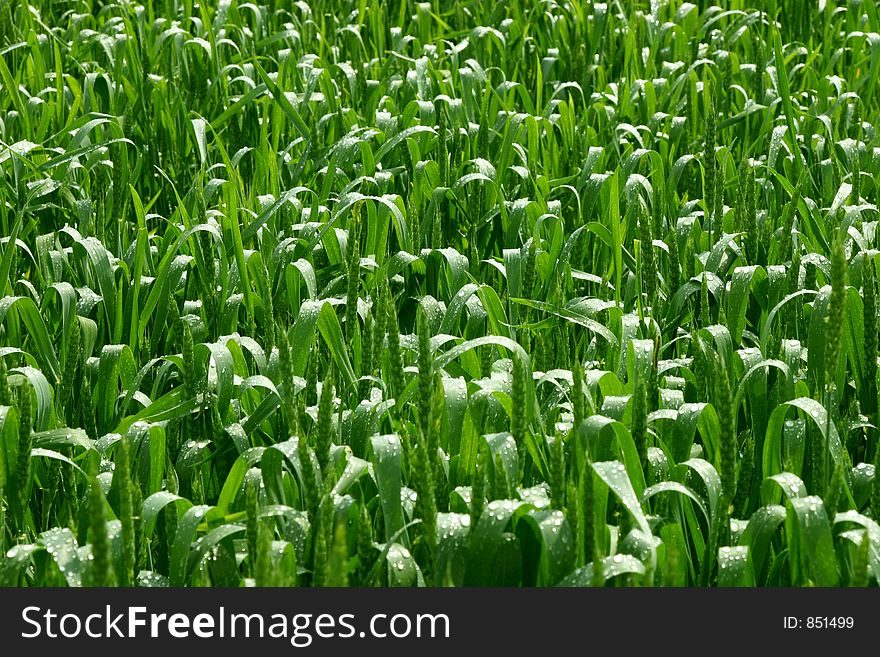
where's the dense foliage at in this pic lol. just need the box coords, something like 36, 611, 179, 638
1, 0, 879, 587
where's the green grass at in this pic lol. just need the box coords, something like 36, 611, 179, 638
1, 0, 879, 587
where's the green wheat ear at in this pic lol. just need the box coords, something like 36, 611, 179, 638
311, 501, 329, 587
734, 158, 745, 236
428, 372, 446, 501
384, 284, 405, 398
166, 296, 182, 351
276, 322, 300, 439
691, 328, 708, 403
258, 259, 275, 354
823, 459, 844, 521
360, 308, 373, 395
666, 218, 681, 295
571, 358, 585, 431
590, 519, 605, 588
492, 452, 509, 501
522, 236, 538, 300
417, 305, 433, 439
410, 421, 437, 577
662, 532, 682, 587
254, 520, 275, 587
371, 290, 387, 366
86, 474, 116, 587
181, 317, 196, 400
851, 100, 862, 203
754, 37, 766, 101
61, 314, 81, 419
825, 234, 847, 386
700, 272, 710, 327
704, 91, 716, 238
431, 202, 444, 253
510, 352, 526, 447
631, 377, 648, 472
326, 519, 349, 587
864, 255, 878, 462
850, 530, 870, 587
0, 0, 12, 48
246, 476, 259, 577
0, 480, 5, 555
713, 164, 723, 234
651, 174, 664, 251
131, 464, 144, 575
565, 478, 578, 540
315, 371, 335, 477
14, 379, 32, 524
785, 231, 802, 334
648, 338, 660, 413
581, 457, 595, 568
871, 444, 880, 521
356, 504, 374, 584
470, 444, 487, 530
739, 160, 758, 263
521, 237, 538, 351
81, 378, 98, 439
638, 207, 656, 309
114, 436, 136, 587
288, 336, 318, 516
298, 436, 319, 518
0, 370, 5, 553
0, 405, 5, 495
733, 433, 754, 517
0, 356, 10, 406
482, 335, 494, 378
549, 432, 565, 511
716, 368, 736, 508
684, 234, 697, 281
344, 203, 362, 346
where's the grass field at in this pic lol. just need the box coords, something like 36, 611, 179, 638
1, 0, 879, 587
